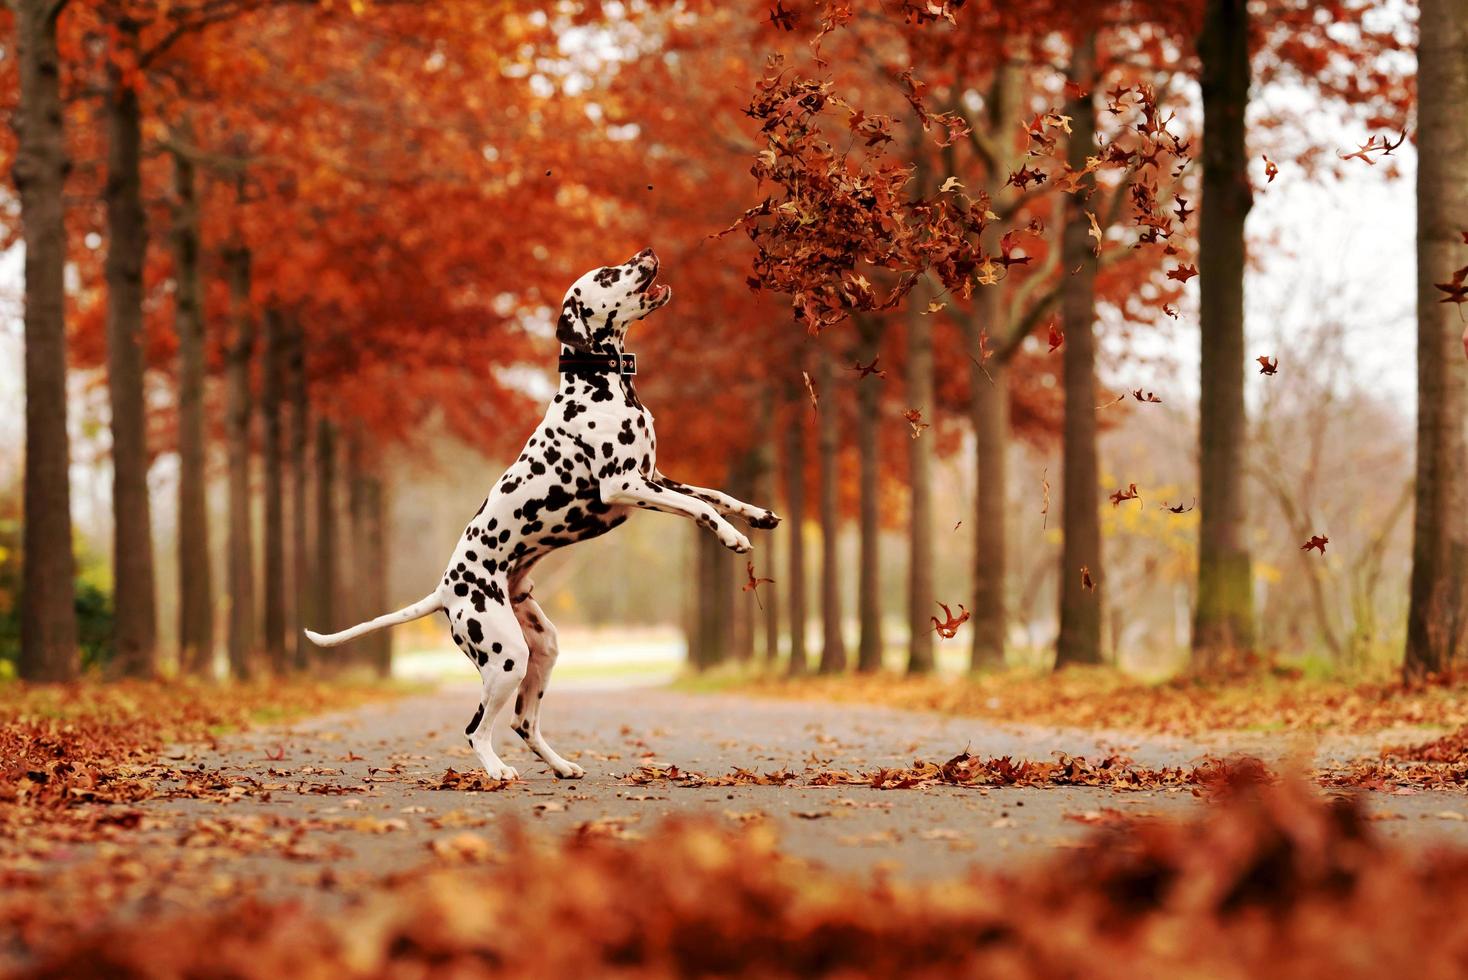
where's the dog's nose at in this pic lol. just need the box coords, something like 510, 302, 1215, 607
634, 247, 655, 262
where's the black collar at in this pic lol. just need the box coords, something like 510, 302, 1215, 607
558, 351, 637, 376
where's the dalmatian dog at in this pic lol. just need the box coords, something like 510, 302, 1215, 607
305, 248, 780, 780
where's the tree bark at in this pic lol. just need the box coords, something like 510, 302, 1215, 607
224, 245, 256, 680
969, 305, 1009, 672
759, 397, 781, 665
1405, 0, 1468, 677
289, 317, 311, 671
170, 133, 213, 677
783, 378, 809, 676
731, 458, 757, 663
261, 308, 287, 673
854, 314, 884, 672
14, 0, 79, 681
314, 416, 338, 643
1055, 31, 1104, 669
906, 282, 936, 675
363, 471, 391, 677
1192, 0, 1257, 669
104, 21, 157, 678
816, 344, 847, 674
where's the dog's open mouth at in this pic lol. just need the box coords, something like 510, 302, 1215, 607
637, 264, 671, 304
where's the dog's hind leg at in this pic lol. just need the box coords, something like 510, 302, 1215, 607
448, 592, 529, 781
509, 594, 584, 779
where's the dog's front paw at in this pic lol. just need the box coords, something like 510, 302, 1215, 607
719, 527, 753, 554
483, 763, 520, 782
748, 509, 782, 530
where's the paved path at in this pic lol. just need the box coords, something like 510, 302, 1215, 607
150, 684, 1468, 889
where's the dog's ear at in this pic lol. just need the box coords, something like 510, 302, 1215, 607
557, 297, 594, 353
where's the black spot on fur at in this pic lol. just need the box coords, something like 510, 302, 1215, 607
465, 704, 485, 736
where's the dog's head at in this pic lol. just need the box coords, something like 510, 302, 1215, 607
556, 248, 672, 353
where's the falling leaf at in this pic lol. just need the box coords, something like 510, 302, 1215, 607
802, 371, 819, 410
903, 408, 929, 438
1086, 210, 1103, 254
1164, 498, 1197, 514
1130, 389, 1162, 403
1047, 318, 1064, 353
1262, 154, 1279, 183
1301, 535, 1329, 555
924, 300, 948, 314
931, 602, 970, 639
939, 175, 963, 193
1166, 264, 1198, 284
1081, 566, 1096, 592
1257, 356, 1279, 376
850, 356, 887, 380
1338, 130, 1408, 165
1109, 483, 1141, 508
743, 561, 775, 609
1041, 469, 1051, 529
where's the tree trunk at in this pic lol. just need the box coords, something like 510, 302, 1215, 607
171, 133, 213, 677
906, 283, 936, 675
1405, 0, 1468, 677
363, 471, 391, 677
224, 245, 256, 681
1055, 32, 1104, 669
783, 379, 809, 676
104, 21, 157, 678
969, 306, 1009, 672
760, 397, 781, 665
14, 0, 79, 681
731, 458, 756, 663
854, 314, 884, 672
314, 416, 338, 642
816, 344, 847, 674
691, 527, 731, 669
261, 308, 287, 673
1192, 0, 1257, 669
289, 317, 311, 671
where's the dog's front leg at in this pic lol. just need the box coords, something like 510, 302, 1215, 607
603, 477, 752, 553
652, 471, 781, 529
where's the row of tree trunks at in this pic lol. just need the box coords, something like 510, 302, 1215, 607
104, 19, 157, 678
314, 416, 339, 650
853, 314, 884, 672
759, 399, 781, 664
14, 0, 80, 681
224, 243, 257, 680
171, 128, 215, 677
1404, 0, 1468, 677
1054, 32, 1104, 668
346, 434, 393, 676
1192, 0, 1257, 669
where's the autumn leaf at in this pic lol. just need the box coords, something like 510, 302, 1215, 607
743, 561, 774, 608
1080, 566, 1096, 592
1109, 483, 1142, 508
1166, 264, 1198, 284
850, 356, 887, 380
1164, 498, 1197, 514
1338, 130, 1408, 165
1257, 355, 1279, 376
902, 408, 930, 438
939, 175, 963, 193
1131, 389, 1162, 403
1263, 154, 1279, 183
802, 370, 819, 410
931, 602, 970, 639
1301, 534, 1329, 555
1041, 469, 1051, 529
1086, 210, 1103, 254
1047, 318, 1065, 353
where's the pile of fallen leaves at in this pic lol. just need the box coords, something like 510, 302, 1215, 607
16, 767, 1468, 978
723, 666, 1468, 736
623, 751, 1264, 793
0, 679, 391, 851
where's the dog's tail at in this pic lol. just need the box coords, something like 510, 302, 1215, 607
304, 590, 444, 648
